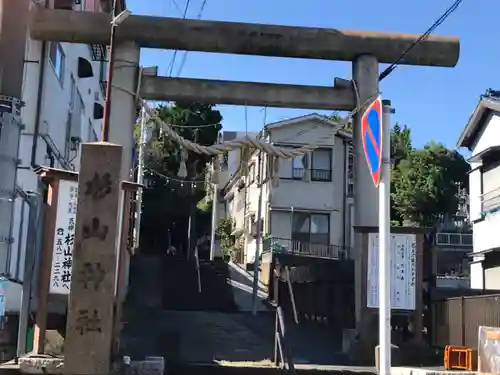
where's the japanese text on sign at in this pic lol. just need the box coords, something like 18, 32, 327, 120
49, 180, 78, 294
366, 233, 417, 310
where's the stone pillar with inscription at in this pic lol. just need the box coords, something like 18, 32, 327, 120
64, 143, 123, 375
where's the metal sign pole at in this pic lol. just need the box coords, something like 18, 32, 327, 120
378, 99, 393, 375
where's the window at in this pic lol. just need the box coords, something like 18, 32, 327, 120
248, 163, 255, 184
278, 147, 332, 182
311, 148, 332, 181
292, 212, 329, 245
292, 155, 306, 179
49, 42, 65, 85
482, 160, 500, 214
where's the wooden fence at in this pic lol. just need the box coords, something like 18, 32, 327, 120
432, 294, 500, 348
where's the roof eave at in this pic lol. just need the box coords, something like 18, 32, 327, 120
457, 99, 500, 150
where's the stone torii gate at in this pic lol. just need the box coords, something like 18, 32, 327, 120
28, 5, 459, 371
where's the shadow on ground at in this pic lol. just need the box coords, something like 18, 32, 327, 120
161, 257, 237, 312
120, 254, 357, 368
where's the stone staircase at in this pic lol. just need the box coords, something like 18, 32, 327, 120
120, 255, 274, 364
161, 257, 237, 312
119, 254, 361, 374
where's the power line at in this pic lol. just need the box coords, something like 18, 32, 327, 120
169, 0, 183, 14
167, 0, 192, 77
379, 0, 463, 82
147, 168, 206, 185
145, 1, 463, 155
175, 0, 209, 77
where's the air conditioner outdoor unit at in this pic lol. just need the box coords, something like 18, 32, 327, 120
94, 91, 100, 101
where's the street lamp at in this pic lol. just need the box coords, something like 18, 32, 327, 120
101, 0, 132, 142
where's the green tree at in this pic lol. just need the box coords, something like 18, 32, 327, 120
391, 141, 470, 227
390, 123, 412, 166
390, 123, 413, 225
139, 102, 222, 252
215, 217, 236, 259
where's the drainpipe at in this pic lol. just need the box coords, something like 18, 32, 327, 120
30, 2, 48, 169
341, 139, 348, 248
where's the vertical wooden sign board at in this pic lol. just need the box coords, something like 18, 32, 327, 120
64, 143, 123, 374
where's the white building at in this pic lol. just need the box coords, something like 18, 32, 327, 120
457, 94, 500, 290
220, 114, 354, 265
2, 0, 110, 318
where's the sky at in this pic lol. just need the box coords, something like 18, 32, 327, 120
127, 0, 499, 150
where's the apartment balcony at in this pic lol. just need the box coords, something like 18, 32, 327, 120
435, 275, 470, 289
291, 168, 332, 182
481, 187, 500, 215
435, 232, 473, 248
262, 237, 351, 260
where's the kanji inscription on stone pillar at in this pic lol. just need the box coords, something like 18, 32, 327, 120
64, 142, 123, 374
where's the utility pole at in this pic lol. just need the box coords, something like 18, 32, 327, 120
209, 138, 220, 261
187, 183, 197, 261
209, 182, 218, 261
17, 191, 41, 357
101, 0, 132, 141
133, 105, 146, 251
101, 0, 118, 142
378, 99, 393, 375
252, 150, 264, 315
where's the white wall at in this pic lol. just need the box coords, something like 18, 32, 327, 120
471, 113, 500, 157
267, 118, 351, 247
468, 113, 500, 290
223, 116, 355, 264
470, 262, 484, 289
8, 32, 104, 312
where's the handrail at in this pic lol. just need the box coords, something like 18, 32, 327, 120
195, 246, 202, 293
285, 266, 299, 324
274, 306, 295, 374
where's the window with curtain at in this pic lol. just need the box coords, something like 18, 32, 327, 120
292, 155, 306, 179
292, 212, 329, 245
311, 148, 332, 181
278, 148, 306, 179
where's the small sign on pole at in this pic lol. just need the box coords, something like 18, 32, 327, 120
361, 96, 383, 187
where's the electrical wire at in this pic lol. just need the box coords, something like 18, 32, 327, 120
170, 0, 183, 15
379, 0, 463, 82
175, 0, 209, 77
167, 0, 192, 77
118, 0, 462, 157
147, 167, 206, 185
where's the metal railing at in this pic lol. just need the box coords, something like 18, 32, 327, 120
311, 169, 332, 181
290, 168, 332, 181
481, 187, 500, 215
435, 232, 473, 247
274, 306, 295, 374
263, 237, 351, 260
292, 168, 305, 180
194, 246, 201, 293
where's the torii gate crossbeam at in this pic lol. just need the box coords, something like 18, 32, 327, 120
29, 7, 459, 67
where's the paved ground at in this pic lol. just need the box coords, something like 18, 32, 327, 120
121, 255, 348, 366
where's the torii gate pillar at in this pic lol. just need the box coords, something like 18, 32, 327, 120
107, 40, 140, 301
352, 55, 379, 325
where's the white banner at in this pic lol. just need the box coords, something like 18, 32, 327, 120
366, 233, 417, 310
49, 180, 78, 294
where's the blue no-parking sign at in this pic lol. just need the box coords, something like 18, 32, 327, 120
361, 96, 383, 187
